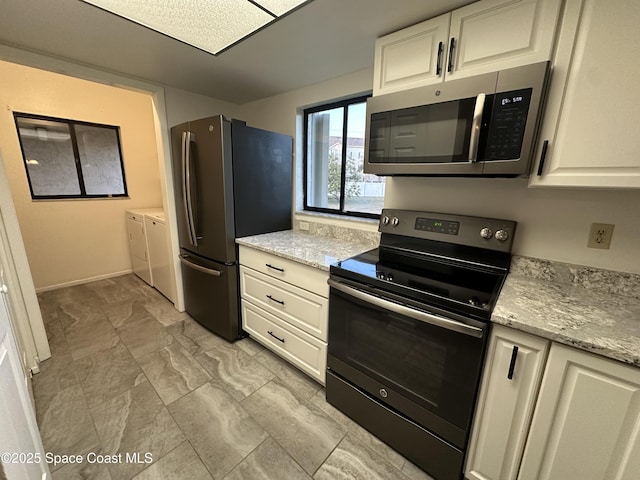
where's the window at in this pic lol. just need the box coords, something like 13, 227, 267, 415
304, 96, 385, 218
14, 113, 128, 199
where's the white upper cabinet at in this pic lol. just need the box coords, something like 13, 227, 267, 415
447, 0, 562, 80
373, 13, 449, 95
373, 0, 562, 96
529, 0, 640, 188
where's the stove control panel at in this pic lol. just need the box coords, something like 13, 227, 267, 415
379, 209, 517, 253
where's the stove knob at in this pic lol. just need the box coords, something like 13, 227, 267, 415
386, 274, 394, 282
495, 229, 509, 242
391, 217, 400, 227
381, 215, 390, 226
377, 271, 385, 279
480, 227, 493, 239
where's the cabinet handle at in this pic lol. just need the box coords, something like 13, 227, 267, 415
266, 294, 285, 306
536, 140, 549, 176
447, 37, 456, 73
436, 41, 444, 76
507, 346, 519, 380
268, 330, 285, 343
265, 263, 285, 272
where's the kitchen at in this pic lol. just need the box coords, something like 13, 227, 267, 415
0, 0, 639, 479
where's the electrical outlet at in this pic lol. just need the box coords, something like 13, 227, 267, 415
299, 221, 310, 231
587, 223, 615, 249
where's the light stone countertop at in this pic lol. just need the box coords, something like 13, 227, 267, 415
237, 231, 640, 366
493, 271, 640, 367
236, 230, 374, 271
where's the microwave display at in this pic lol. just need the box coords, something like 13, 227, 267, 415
482, 88, 533, 161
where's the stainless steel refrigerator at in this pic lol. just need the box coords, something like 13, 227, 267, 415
170, 115, 292, 341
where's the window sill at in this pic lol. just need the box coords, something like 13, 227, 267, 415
295, 210, 379, 230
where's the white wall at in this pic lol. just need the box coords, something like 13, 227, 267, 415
164, 87, 239, 129
238, 69, 640, 274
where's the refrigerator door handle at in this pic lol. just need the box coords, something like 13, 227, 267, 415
182, 131, 198, 246
179, 254, 222, 276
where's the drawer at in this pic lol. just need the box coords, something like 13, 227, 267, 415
239, 246, 329, 298
240, 267, 328, 341
242, 301, 327, 385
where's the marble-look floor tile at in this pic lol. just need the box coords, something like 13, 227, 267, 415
52, 284, 105, 308
59, 302, 109, 331
64, 318, 121, 361
103, 300, 155, 329
195, 343, 274, 401
234, 337, 264, 357
132, 442, 212, 480
138, 343, 211, 405
242, 379, 345, 475
51, 458, 113, 480
313, 433, 410, 480
43, 317, 68, 354
143, 299, 188, 326
224, 437, 311, 480
90, 382, 185, 480
253, 349, 322, 400
33, 346, 79, 423
168, 382, 268, 479
37, 384, 101, 470
75, 341, 147, 408
117, 317, 174, 358
167, 318, 226, 356
85, 277, 142, 304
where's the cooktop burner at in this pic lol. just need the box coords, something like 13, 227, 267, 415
330, 209, 516, 322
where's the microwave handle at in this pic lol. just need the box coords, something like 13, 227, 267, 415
468, 93, 486, 163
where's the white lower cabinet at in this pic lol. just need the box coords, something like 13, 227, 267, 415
239, 246, 329, 384
465, 325, 550, 480
466, 325, 640, 480
518, 344, 640, 480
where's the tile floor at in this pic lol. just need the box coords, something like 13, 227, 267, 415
33, 274, 435, 480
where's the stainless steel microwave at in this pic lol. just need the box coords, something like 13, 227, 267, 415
364, 61, 550, 177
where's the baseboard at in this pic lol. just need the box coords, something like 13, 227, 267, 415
35, 269, 133, 293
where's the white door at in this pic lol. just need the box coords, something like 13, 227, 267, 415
0, 262, 50, 480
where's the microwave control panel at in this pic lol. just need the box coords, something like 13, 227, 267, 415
484, 88, 532, 160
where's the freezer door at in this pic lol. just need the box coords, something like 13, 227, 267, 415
232, 121, 293, 238
178, 252, 240, 341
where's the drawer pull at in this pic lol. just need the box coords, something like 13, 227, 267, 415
266, 263, 285, 272
268, 330, 285, 343
266, 294, 285, 306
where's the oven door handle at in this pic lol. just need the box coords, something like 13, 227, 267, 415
328, 279, 484, 338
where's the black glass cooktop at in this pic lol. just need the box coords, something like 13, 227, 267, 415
330, 245, 508, 321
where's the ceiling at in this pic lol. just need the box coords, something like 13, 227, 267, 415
0, 0, 475, 104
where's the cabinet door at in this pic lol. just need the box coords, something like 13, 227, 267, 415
519, 343, 640, 480
372, 13, 450, 95
530, 0, 640, 188
465, 324, 549, 480
447, 0, 561, 80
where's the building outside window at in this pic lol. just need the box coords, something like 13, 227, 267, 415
14, 113, 128, 200
304, 96, 385, 219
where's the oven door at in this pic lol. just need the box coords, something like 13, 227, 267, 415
327, 278, 487, 449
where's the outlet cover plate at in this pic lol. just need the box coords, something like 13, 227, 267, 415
587, 223, 615, 249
